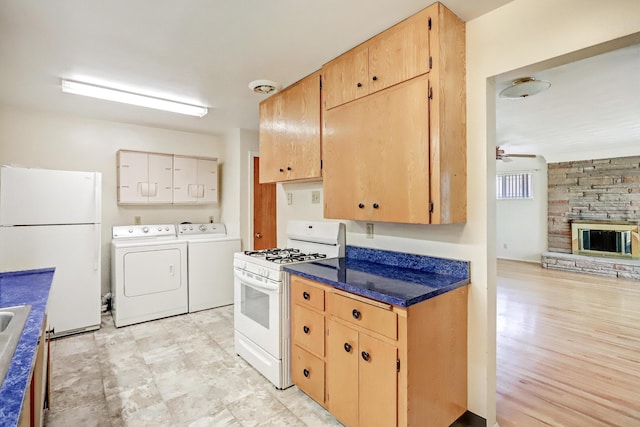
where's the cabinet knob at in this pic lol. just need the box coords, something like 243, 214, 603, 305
303, 325, 310, 334
279, 168, 284, 172
372, 76, 378, 81
287, 166, 292, 171
358, 203, 365, 209
344, 342, 352, 353
373, 203, 379, 209
361, 351, 370, 362
357, 82, 362, 88
255, 233, 262, 238
352, 309, 361, 320
303, 291, 310, 300
303, 368, 310, 378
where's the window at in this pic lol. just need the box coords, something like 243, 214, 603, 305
496, 172, 533, 199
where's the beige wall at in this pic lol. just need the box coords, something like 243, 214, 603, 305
0, 106, 228, 296
277, 0, 640, 423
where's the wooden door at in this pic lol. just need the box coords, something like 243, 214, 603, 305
367, 8, 430, 95
253, 156, 276, 250
322, 46, 369, 110
327, 319, 359, 427
358, 333, 398, 427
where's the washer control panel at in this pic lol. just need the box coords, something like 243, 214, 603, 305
178, 223, 226, 236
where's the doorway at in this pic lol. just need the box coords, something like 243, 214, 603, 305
252, 156, 277, 250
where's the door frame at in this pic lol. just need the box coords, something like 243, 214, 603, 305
249, 151, 258, 250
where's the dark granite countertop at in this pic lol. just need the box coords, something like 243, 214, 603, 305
284, 246, 469, 307
0, 268, 53, 427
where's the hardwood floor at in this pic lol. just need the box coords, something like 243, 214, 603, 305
496, 259, 640, 427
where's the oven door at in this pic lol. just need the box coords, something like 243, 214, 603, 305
233, 267, 281, 358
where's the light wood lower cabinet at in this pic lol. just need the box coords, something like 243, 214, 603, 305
290, 274, 468, 427
18, 315, 50, 427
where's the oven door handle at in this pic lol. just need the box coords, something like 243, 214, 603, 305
234, 269, 280, 291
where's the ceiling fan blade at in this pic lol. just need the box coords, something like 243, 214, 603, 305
506, 153, 537, 158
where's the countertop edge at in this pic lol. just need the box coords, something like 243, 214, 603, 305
0, 268, 53, 427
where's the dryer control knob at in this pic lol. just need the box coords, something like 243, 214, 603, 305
189, 226, 193, 230
157, 227, 162, 231
142, 227, 149, 233
128, 228, 133, 233
165, 227, 170, 231
199, 224, 207, 232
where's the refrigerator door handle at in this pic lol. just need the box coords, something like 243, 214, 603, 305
94, 224, 100, 271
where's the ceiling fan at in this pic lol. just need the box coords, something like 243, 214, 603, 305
496, 146, 537, 161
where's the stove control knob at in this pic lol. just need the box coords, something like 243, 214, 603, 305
189, 226, 193, 231
158, 227, 162, 231
165, 227, 169, 231
128, 228, 133, 233
199, 224, 207, 232
142, 227, 149, 233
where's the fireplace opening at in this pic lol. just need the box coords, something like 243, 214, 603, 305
571, 220, 639, 259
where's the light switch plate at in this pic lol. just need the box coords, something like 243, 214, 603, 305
287, 192, 293, 205
311, 191, 320, 204
134, 216, 142, 225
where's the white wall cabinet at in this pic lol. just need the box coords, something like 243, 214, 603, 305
173, 156, 218, 204
117, 150, 218, 205
117, 150, 173, 204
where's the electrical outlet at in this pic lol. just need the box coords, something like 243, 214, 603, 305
209, 215, 215, 223
311, 191, 321, 204
366, 223, 374, 239
287, 192, 293, 205
134, 216, 142, 225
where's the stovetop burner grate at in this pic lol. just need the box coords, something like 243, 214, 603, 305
243, 248, 327, 264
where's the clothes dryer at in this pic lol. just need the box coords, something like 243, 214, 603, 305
111, 224, 187, 327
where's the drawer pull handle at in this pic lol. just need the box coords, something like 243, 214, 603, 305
303, 368, 310, 378
303, 291, 310, 300
357, 82, 362, 88
352, 309, 361, 320
358, 203, 365, 209
373, 203, 379, 209
344, 342, 352, 353
303, 326, 310, 334
361, 351, 370, 362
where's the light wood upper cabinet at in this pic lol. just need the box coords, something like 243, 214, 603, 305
322, 8, 430, 110
173, 156, 218, 204
259, 70, 322, 183
322, 2, 466, 224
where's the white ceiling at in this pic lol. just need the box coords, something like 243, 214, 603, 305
496, 43, 640, 162
0, 0, 512, 137
2, 1, 636, 162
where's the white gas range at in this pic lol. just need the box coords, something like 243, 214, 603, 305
233, 220, 345, 389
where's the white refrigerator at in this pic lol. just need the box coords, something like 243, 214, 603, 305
0, 166, 102, 337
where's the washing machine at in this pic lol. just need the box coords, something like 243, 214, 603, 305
111, 224, 188, 327
177, 223, 241, 312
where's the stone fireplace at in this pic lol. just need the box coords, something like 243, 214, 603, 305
571, 220, 639, 259
542, 156, 640, 279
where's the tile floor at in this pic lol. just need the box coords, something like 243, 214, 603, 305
45, 306, 342, 427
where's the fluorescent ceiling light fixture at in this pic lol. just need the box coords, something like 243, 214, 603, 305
61, 79, 208, 117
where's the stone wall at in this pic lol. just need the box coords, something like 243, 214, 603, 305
542, 252, 640, 279
547, 156, 640, 253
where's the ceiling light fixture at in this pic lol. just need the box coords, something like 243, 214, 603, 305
248, 79, 282, 95
499, 77, 551, 99
61, 79, 208, 117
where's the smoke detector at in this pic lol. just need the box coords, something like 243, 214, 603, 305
248, 79, 281, 95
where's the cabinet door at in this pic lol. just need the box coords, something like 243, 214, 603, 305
292, 345, 326, 404
148, 153, 173, 204
324, 75, 431, 223
173, 156, 198, 203
197, 158, 218, 204
359, 333, 398, 427
368, 9, 430, 95
117, 150, 148, 204
259, 71, 321, 183
322, 46, 369, 110
327, 320, 359, 427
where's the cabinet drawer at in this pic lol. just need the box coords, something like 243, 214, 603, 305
292, 345, 325, 404
291, 276, 325, 311
327, 292, 397, 340
293, 305, 325, 357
